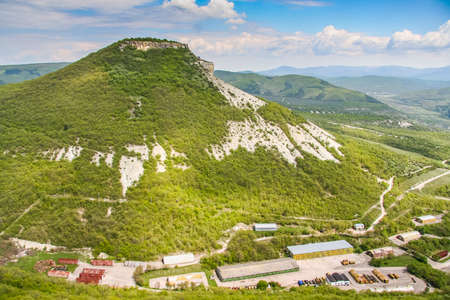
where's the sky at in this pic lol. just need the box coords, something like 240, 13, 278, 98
0, 0, 449, 71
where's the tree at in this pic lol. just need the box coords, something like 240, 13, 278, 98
256, 280, 268, 290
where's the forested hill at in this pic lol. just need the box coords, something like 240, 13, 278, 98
215, 70, 396, 115
0, 38, 430, 260
327, 76, 450, 96
0, 62, 69, 85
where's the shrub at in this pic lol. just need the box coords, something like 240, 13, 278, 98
256, 280, 268, 290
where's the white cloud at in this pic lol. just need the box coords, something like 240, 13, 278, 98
0, 35, 101, 64
22, 0, 153, 13
286, 1, 330, 7
313, 25, 389, 55
178, 21, 449, 58
162, 0, 245, 23
226, 18, 246, 25
0, 2, 100, 29
388, 20, 450, 50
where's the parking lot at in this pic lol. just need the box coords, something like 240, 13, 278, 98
214, 253, 426, 293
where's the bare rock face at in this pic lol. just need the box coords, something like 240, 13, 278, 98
198, 59, 214, 75
119, 40, 188, 51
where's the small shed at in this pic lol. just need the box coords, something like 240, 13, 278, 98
397, 231, 421, 243
254, 223, 278, 232
326, 273, 350, 286
163, 253, 195, 265
354, 223, 365, 230
416, 215, 437, 224
368, 247, 394, 258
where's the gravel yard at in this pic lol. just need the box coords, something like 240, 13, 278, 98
215, 253, 427, 293
69, 262, 136, 288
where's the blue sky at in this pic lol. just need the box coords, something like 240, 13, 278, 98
0, 0, 449, 70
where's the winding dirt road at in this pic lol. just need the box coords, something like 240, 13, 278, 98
366, 177, 394, 232
409, 170, 450, 192
0, 200, 40, 236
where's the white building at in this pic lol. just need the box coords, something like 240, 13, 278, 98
254, 223, 278, 231
397, 231, 421, 243
354, 223, 365, 230
163, 253, 195, 265
326, 273, 350, 286
416, 215, 437, 224
149, 272, 208, 289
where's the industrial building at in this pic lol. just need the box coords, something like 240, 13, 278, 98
163, 253, 195, 265
397, 231, 421, 243
216, 258, 299, 282
253, 223, 278, 231
368, 247, 394, 258
416, 215, 437, 224
326, 273, 350, 286
287, 240, 353, 260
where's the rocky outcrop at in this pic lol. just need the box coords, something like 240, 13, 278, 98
120, 40, 188, 51
198, 59, 214, 75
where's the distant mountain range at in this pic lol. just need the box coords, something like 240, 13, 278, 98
259, 65, 450, 81
0, 62, 70, 85
380, 87, 450, 129
215, 70, 396, 115
326, 76, 450, 96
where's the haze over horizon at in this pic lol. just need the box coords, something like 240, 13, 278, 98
1, 0, 449, 71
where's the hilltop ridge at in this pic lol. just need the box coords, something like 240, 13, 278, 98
0, 38, 426, 259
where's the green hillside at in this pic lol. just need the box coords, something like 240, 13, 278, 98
215, 71, 395, 115
396, 87, 450, 119
327, 76, 450, 96
0, 38, 436, 260
0, 62, 69, 85
1, 265, 448, 300
376, 87, 450, 129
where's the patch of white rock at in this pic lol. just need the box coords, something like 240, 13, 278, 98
43, 145, 83, 162
91, 149, 115, 167
207, 74, 265, 111
152, 143, 167, 173
118, 143, 189, 197
207, 116, 343, 166
303, 121, 344, 157
203, 70, 343, 165
288, 124, 339, 163
208, 114, 303, 165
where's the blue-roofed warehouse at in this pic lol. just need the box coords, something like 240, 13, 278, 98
287, 240, 353, 260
